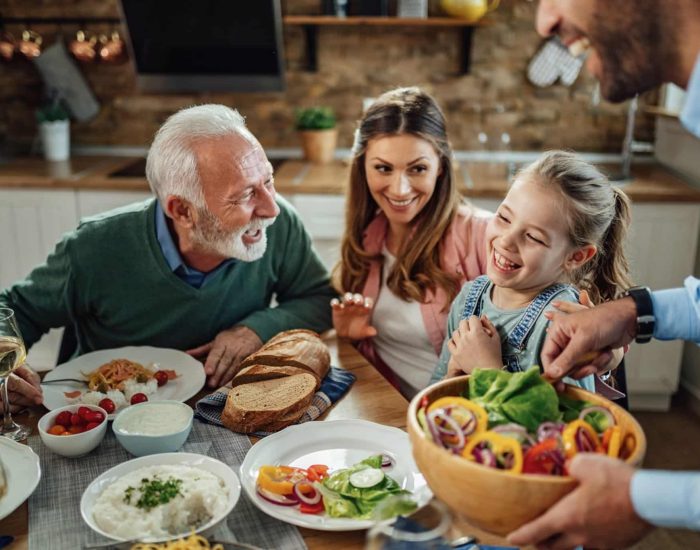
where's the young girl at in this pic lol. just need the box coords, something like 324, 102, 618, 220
331, 87, 491, 399
431, 150, 630, 390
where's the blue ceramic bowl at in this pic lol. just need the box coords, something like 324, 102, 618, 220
112, 400, 193, 457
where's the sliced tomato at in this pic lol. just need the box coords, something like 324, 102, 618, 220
522, 438, 562, 475
299, 501, 324, 514
306, 464, 329, 482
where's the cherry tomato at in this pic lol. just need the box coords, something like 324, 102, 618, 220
85, 421, 100, 431
68, 425, 84, 434
55, 411, 72, 428
78, 406, 92, 419
48, 425, 66, 436
130, 393, 148, 405
86, 410, 105, 424
98, 398, 116, 414
154, 371, 169, 387
306, 464, 329, 482
71, 413, 85, 427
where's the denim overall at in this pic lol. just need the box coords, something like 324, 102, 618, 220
460, 275, 578, 372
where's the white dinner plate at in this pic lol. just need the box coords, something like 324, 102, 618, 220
0, 437, 41, 520
239, 419, 433, 531
42, 346, 206, 418
80, 452, 241, 543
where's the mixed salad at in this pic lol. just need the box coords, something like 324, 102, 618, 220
417, 366, 637, 476
255, 455, 416, 519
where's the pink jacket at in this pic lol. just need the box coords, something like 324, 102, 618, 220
356, 205, 492, 370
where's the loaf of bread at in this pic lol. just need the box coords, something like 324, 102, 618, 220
221, 329, 331, 433
221, 373, 316, 433
238, 329, 330, 384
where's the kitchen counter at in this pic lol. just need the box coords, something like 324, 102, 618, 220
1, 156, 700, 202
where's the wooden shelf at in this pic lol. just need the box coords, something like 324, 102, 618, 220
284, 15, 488, 74
283, 15, 486, 27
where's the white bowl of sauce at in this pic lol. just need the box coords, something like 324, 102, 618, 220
113, 401, 193, 456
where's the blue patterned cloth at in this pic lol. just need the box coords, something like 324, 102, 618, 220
195, 366, 356, 436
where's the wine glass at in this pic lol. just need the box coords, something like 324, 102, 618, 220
0, 307, 31, 441
366, 498, 454, 550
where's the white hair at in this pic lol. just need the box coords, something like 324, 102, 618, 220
145, 104, 250, 207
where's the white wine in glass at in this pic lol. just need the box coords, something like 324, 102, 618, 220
0, 308, 31, 441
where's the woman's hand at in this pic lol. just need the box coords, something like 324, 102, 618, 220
446, 315, 502, 377
331, 292, 378, 341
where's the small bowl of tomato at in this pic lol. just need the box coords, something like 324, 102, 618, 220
38, 404, 108, 458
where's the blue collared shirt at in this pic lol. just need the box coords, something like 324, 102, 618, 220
155, 202, 235, 289
681, 53, 700, 137
629, 54, 700, 532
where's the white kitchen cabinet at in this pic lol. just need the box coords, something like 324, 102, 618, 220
281, 193, 345, 270
0, 189, 79, 370
625, 202, 700, 410
76, 190, 153, 218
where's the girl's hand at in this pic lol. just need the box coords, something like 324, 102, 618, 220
331, 292, 378, 341
446, 315, 502, 377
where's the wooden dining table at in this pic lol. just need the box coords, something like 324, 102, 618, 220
0, 336, 518, 550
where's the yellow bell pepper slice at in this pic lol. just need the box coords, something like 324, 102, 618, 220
428, 396, 488, 433
562, 420, 603, 458
462, 432, 523, 473
602, 426, 622, 458
256, 465, 307, 495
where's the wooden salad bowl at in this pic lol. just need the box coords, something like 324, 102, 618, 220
407, 375, 647, 536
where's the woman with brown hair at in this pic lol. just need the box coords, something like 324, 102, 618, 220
331, 87, 491, 398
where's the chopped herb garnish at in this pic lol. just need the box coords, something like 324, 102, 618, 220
123, 476, 183, 510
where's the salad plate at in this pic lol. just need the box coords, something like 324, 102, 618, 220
0, 437, 41, 520
239, 419, 433, 531
42, 346, 206, 418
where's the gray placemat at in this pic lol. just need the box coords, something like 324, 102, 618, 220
27, 419, 307, 550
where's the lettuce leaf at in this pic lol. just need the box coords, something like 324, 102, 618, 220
320, 455, 414, 519
466, 367, 561, 432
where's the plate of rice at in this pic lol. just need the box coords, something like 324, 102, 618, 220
81, 452, 240, 543
42, 346, 206, 418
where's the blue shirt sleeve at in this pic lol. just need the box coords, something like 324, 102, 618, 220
631, 470, 700, 529
651, 277, 700, 343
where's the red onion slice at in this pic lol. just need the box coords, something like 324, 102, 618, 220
293, 481, 321, 505
428, 410, 465, 451
257, 487, 299, 506
381, 454, 395, 469
537, 421, 565, 443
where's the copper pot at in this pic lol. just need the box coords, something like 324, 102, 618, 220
18, 29, 42, 58
0, 31, 15, 61
69, 30, 97, 63
98, 30, 126, 64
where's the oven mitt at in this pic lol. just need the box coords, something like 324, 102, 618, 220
32, 40, 100, 122
527, 37, 584, 88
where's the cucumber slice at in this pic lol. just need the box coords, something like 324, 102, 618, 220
349, 467, 384, 488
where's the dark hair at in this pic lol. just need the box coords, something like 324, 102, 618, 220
520, 150, 633, 303
333, 87, 467, 305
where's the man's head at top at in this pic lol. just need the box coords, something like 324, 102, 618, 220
146, 104, 280, 264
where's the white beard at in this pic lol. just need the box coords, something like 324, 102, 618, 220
192, 210, 276, 262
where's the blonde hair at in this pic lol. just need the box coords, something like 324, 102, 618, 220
519, 150, 633, 303
333, 87, 466, 306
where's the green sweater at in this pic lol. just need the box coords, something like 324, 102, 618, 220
0, 198, 334, 355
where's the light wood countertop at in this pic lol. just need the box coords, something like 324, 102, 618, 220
1, 156, 700, 202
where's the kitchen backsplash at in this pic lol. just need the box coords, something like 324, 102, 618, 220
0, 0, 654, 152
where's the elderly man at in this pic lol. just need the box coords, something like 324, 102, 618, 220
1, 104, 334, 413
508, 1, 700, 549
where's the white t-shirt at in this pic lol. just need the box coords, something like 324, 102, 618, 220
372, 247, 439, 399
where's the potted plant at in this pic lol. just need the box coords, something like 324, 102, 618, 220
36, 91, 71, 162
295, 106, 337, 164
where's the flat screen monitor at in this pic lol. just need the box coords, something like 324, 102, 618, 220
120, 0, 285, 92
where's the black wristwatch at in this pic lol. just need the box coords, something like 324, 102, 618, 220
624, 286, 655, 344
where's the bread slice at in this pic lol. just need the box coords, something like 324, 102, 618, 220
0, 455, 6, 498
221, 373, 316, 434
255, 401, 310, 433
231, 364, 320, 391
239, 330, 330, 382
